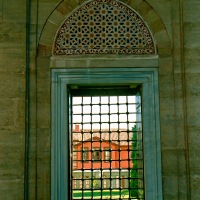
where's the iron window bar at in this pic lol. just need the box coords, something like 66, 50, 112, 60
71, 86, 144, 199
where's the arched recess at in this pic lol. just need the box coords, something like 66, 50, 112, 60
36, 0, 171, 199
38, 0, 171, 58
53, 0, 156, 55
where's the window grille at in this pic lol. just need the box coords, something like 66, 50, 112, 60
53, 0, 155, 55
71, 86, 144, 199
73, 147, 78, 169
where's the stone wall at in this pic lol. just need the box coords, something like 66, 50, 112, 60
0, 0, 26, 199
0, 0, 200, 199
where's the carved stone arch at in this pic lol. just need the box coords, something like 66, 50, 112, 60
38, 0, 170, 58
53, 0, 156, 55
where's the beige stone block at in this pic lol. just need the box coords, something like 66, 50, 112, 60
173, 122, 186, 149
28, 129, 37, 153
160, 124, 176, 148
27, 151, 37, 177
184, 1, 200, 23
0, 72, 25, 98
186, 74, 200, 97
187, 114, 200, 128
185, 49, 200, 73
0, 22, 26, 55
37, 152, 50, 199
190, 175, 200, 199
37, 2, 61, 25
39, 21, 58, 46
37, 128, 50, 152
162, 176, 178, 199
154, 30, 171, 56
177, 176, 189, 200
27, 179, 36, 200
159, 97, 176, 130
0, 154, 24, 179
30, 1, 56, 27
0, 54, 25, 73
128, 0, 143, 9
159, 97, 175, 118
65, 0, 80, 10
172, 23, 181, 48
13, 98, 25, 128
0, 142, 24, 199
48, 9, 65, 26
146, 0, 173, 36
189, 129, 200, 174
36, 98, 50, 129
37, 56, 51, 69
153, 22, 169, 38
56, 0, 86, 17
3, 0, 26, 22
0, 97, 25, 128
173, 73, 185, 98
37, 181, 50, 200
0, 0, 3, 22
57, 1, 74, 16
159, 74, 174, 98
0, 180, 24, 200
135, 1, 152, 17
0, 99, 15, 127
37, 68, 51, 84
158, 48, 172, 57
158, 56, 173, 75
37, 152, 50, 180
161, 149, 179, 176
0, 22, 25, 36
0, 46, 25, 55
143, 8, 160, 25
38, 44, 52, 56
171, 0, 181, 23
176, 149, 188, 176
184, 22, 200, 49
0, 129, 24, 155
154, 29, 171, 47
172, 54, 182, 74
160, 126, 175, 147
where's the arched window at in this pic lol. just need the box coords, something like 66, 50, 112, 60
51, 1, 162, 200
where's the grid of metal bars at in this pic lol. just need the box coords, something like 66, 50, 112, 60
71, 91, 144, 200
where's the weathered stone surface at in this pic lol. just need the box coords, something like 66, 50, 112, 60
40, 20, 59, 46
185, 49, 200, 73
3, 0, 26, 22
183, 1, 200, 23
0, 180, 24, 200
0, 0, 200, 199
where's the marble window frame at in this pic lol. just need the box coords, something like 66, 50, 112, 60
51, 56, 162, 200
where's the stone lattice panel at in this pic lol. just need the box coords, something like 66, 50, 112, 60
54, 0, 156, 55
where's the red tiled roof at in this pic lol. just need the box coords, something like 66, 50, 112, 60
73, 129, 133, 145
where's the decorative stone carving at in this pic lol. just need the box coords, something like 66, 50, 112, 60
53, 0, 156, 55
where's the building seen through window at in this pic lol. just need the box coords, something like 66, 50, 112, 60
71, 88, 144, 199
82, 147, 89, 161
92, 148, 101, 161
104, 148, 111, 162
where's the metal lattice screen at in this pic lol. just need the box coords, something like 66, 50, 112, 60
71, 87, 144, 199
54, 0, 155, 55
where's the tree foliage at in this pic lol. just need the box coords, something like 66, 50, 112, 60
130, 125, 139, 197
